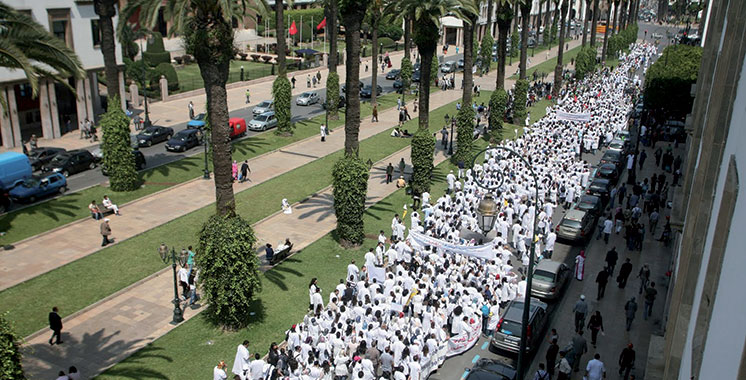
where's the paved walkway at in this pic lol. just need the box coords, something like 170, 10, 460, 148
18, 39, 582, 379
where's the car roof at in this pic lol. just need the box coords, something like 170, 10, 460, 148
599, 163, 617, 170
68, 149, 89, 155
592, 177, 610, 185
603, 150, 621, 158
176, 128, 199, 135
257, 111, 275, 117
565, 209, 587, 221
534, 259, 563, 273
504, 298, 547, 322
301, 92, 315, 96
579, 194, 600, 203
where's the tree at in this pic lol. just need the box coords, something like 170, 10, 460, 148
643, 44, 702, 119
368, 0, 383, 108
518, 0, 532, 79
495, 0, 514, 90
94, 0, 121, 105
582, 0, 591, 46
0, 2, 84, 112
486, 0, 495, 39
453, 106, 475, 165
513, 79, 528, 124
273, 76, 293, 135
487, 89, 508, 142
601, 0, 613, 60
462, 2, 478, 106
510, 31, 520, 58
121, 0, 268, 216
118, 23, 140, 61
272, 0, 293, 135
479, 34, 494, 74
574, 46, 597, 79
0, 312, 24, 380
100, 96, 139, 191
590, 0, 599, 47
325, 0, 340, 120
400, 57, 413, 103
552, 0, 568, 98
612, 0, 620, 35
196, 214, 261, 329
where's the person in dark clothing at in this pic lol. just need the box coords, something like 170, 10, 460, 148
605, 247, 618, 275
619, 344, 636, 380
545, 338, 560, 379
587, 311, 604, 347
268, 342, 280, 366
596, 268, 610, 300
265, 243, 275, 263
239, 160, 250, 183
638, 150, 647, 169
617, 258, 633, 288
49, 306, 63, 345
386, 163, 394, 184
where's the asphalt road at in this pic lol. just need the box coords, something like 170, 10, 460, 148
428, 22, 679, 380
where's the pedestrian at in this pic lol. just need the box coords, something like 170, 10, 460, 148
602, 216, 613, 244
89, 200, 103, 220
605, 247, 618, 275
178, 261, 189, 299
639, 150, 647, 169
100, 218, 112, 246
556, 351, 572, 380
440, 126, 449, 148
649, 208, 660, 233
245, 88, 250, 104
55, 371, 68, 380
638, 264, 650, 295
574, 250, 586, 280
320, 123, 327, 142
617, 258, 633, 288
232, 340, 251, 379
619, 343, 636, 380
546, 338, 559, 379
624, 297, 638, 331
307, 74, 311, 88
316, 71, 322, 83
596, 267, 610, 300
189, 101, 195, 119
413, 99, 418, 112
67, 366, 81, 380
585, 353, 606, 380
29, 134, 38, 150
291, 76, 296, 88
386, 163, 394, 184
587, 311, 604, 347
573, 294, 588, 332
397, 97, 402, 110
312, 75, 317, 87
48, 306, 63, 345
643, 282, 657, 320
533, 363, 549, 380
372, 104, 378, 122
239, 160, 250, 183
571, 330, 588, 372
398, 158, 406, 179
214, 360, 228, 380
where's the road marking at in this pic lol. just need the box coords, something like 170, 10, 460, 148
481, 341, 489, 350
472, 355, 480, 363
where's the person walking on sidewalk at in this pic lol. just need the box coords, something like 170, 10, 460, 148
643, 282, 658, 320
605, 247, 618, 275
320, 124, 327, 142
291, 76, 296, 88
556, 351, 572, 380
619, 343, 636, 380
596, 267, 610, 300
372, 104, 378, 122
638, 264, 651, 294
624, 297, 638, 331
398, 158, 406, 179
546, 338, 559, 379
188, 101, 195, 119
585, 353, 606, 380
587, 311, 604, 347
48, 306, 63, 345
573, 294, 588, 332
571, 330, 588, 372
245, 88, 250, 104
617, 258, 633, 288
386, 163, 394, 184
533, 363, 549, 380
239, 160, 250, 183
440, 126, 449, 148
307, 74, 311, 88
602, 216, 614, 244
100, 218, 112, 246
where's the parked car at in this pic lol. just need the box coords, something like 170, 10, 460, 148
615, 130, 630, 142
252, 100, 274, 116
491, 298, 548, 354
556, 209, 596, 242
341, 82, 363, 93
576, 194, 603, 217
136, 126, 174, 147
42, 150, 96, 177
530, 260, 571, 301
595, 163, 620, 184
9, 173, 67, 203
393, 78, 404, 90
600, 150, 623, 171
322, 95, 346, 110
228, 117, 247, 138
165, 129, 202, 152
296, 91, 320, 106
587, 177, 612, 203
607, 138, 630, 156
385, 69, 401, 80
360, 84, 383, 98
186, 119, 206, 130
28, 147, 66, 171
101, 150, 147, 175
0, 152, 32, 191
248, 111, 278, 131
440, 61, 457, 73
412, 70, 421, 82
465, 358, 517, 380
0, 191, 9, 213
457, 58, 465, 69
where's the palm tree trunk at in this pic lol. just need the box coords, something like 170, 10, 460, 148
590, 0, 599, 47
519, 1, 531, 79
612, 0, 620, 34
536, 0, 543, 42
544, 0, 552, 37
626, 0, 634, 31
553, 0, 568, 99
327, 0, 339, 71
342, 8, 365, 155
462, 14, 476, 106
94, 0, 120, 107
512, 1, 520, 34
486, 0, 495, 38
550, 4, 559, 43
275, 1, 287, 75
404, 13, 412, 60
417, 48, 435, 130
619, 0, 627, 29
371, 13, 379, 107
602, 1, 612, 59
582, 0, 591, 45
496, 2, 512, 90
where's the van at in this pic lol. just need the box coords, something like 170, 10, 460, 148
0, 152, 32, 191
491, 297, 548, 354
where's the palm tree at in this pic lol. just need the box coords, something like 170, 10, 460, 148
590, 0, 599, 47
0, 2, 84, 111
518, 0, 532, 79
601, 0, 612, 59
612, 0, 620, 35
552, 0, 568, 98
94, 0, 120, 106
368, 0, 383, 108
486, 0, 495, 39
582, 0, 591, 45
461, 1, 479, 106
323, 0, 339, 120
120, 0, 267, 216
274, 0, 288, 75
340, 0, 367, 155
495, 0, 514, 90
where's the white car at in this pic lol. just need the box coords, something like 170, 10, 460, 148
296, 92, 320, 106
248, 111, 278, 131
252, 100, 274, 116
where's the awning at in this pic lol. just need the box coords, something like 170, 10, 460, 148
294, 49, 321, 56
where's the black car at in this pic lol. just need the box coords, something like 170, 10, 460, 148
576, 194, 603, 216
101, 150, 147, 176
360, 84, 383, 98
341, 82, 363, 93
322, 95, 346, 110
587, 178, 612, 203
465, 358, 517, 380
41, 149, 96, 177
28, 147, 66, 171
165, 129, 202, 152
136, 126, 174, 147
412, 70, 421, 82
385, 69, 400, 80
595, 163, 620, 184
600, 150, 623, 171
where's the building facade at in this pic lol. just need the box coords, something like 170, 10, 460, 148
0, 0, 125, 149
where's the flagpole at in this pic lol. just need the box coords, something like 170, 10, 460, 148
300, 15, 303, 49
311, 16, 314, 50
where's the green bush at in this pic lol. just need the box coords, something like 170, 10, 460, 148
543, 25, 551, 46
411, 128, 435, 195
453, 106, 475, 165
152, 63, 179, 91
143, 31, 171, 67
100, 96, 139, 191
379, 23, 403, 42
379, 37, 395, 49
644, 44, 702, 119
513, 79, 528, 125
332, 156, 369, 246
0, 313, 25, 380
430, 59, 439, 85
400, 57, 412, 95
273, 76, 293, 135
488, 89, 508, 142
326, 71, 340, 119
196, 214, 261, 329
510, 32, 520, 58
575, 46, 597, 80
550, 23, 558, 44
480, 34, 494, 73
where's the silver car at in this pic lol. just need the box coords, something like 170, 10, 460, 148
296, 91, 320, 106
556, 209, 596, 243
248, 111, 278, 131
440, 61, 457, 73
607, 138, 629, 155
252, 100, 274, 116
530, 260, 571, 300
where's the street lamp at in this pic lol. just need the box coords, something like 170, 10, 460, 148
138, 39, 152, 129
470, 146, 540, 380
444, 114, 454, 155
158, 243, 188, 324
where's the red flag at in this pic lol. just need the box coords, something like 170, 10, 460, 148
289, 21, 298, 36
316, 17, 327, 31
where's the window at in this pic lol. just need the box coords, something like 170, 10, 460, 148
91, 19, 102, 48
48, 9, 73, 49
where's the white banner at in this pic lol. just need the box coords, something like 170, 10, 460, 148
446, 316, 482, 357
408, 231, 495, 261
368, 266, 386, 283
556, 110, 591, 122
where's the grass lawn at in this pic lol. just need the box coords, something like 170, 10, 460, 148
509, 45, 583, 80
0, 89, 483, 337
175, 61, 290, 94
0, 89, 417, 247
488, 40, 562, 72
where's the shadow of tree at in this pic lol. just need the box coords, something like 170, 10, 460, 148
231, 137, 272, 158
200, 298, 266, 329
295, 193, 335, 222
141, 154, 201, 180
0, 194, 80, 245
364, 200, 394, 220
264, 262, 306, 292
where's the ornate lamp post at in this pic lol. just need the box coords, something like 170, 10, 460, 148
158, 243, 188, 324
444, 114, 454, 155
138, 39, 152, 129
470, 146, 540, 380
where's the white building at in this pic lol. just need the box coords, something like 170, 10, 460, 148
0, 0, 125, 149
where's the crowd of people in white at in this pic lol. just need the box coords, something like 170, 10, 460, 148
218, 42, 658, 380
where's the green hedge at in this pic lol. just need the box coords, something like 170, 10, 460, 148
143, 31, 171, 67
0, 312, 25, 380
644, 43, 702, 119
100, 97, 140, 192
379, 37, 395, 48
152, 63, 179, 91
411, 128, 435, 195
332, 156, 369, 246
453, 106, 475, 165
487, 89, 508, 143
575, 46, 597, 80
326, 71, 340, 119
513, 79, 528, 124
480, 34, 494, 73
510, 32, 520, 58
273, 76, 293, 135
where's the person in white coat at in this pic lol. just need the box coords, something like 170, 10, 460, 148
232, 341, 251, 379
320, 124, 327, 142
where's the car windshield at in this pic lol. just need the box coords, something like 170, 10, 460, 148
610, 141, 623, 149
141, 128, 157, 136
50, 155, 69, 164
21, 177, 41, 188
174, 133, 190, 141
254, 115, 268, 122
533, 270, 556, 282
562, 219, 583, 229
301, 93, 312, 98
499, 320, 522, 337
258, 101, 271, 108
578, 201, 594, 210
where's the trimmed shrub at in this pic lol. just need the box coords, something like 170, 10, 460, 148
400, 57, 412, 95
273, 76, 293, 135
326, 71, 340, 120
142, 31, 171, 67
575, 46, 597, 80
100, 96, 139, 191
644, 44, 702, 119
480, 34, 494, 72
543, 25, 551, 46
332, 156, 370, 246
487, 89, 508, 142
510, 32, 520, 58
379, 37, 395, 49
453, 106, 475, 165
411, 128, 435, 195
0, 312, 25, 380
379, 23, 403, 41
152, 63, 179, 91
513, 79, 529, 125
196, 214, 261, 329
